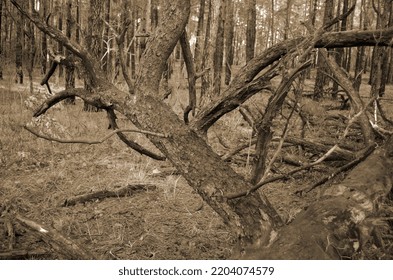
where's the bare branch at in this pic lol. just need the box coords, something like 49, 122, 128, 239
226, 93, 377, 200
106, 109, 166, 161
33, 88, 108, 117
24, 126, 168, 145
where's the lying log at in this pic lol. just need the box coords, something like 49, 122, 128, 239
239, 136, 393, 259
14, 215, 96, 260
0, 249, 50, 260
61, 183, 156, 207
283, 136, 355, 161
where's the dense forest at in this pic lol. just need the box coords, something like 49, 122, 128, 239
1, 0, 393, 260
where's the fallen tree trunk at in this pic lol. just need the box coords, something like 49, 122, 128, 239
238, 136, 393, 259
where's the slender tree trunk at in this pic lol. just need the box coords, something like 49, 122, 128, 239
246, 0, 256, 62
15, 3, 23, 84
270, 0, 275, 45
64, 0, 75, 104
27, 0, 35, 93
40, 0, 48, 75
354, 0, 367, 91
102, 0, 110, 74
284, 0, 292, 41
57, 1, 63, 79
213, 0, 224, 95
224, 0, 234, 85
0, 0, 3, 80
200, 0, 212, 100
313, 0, 334, 99
194, 0, 205, 74
130, 3, 136, 79
84, 0, 104, 112
76, 0, 80, 43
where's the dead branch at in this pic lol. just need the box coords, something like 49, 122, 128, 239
24, 125, 168, 144
32, 88, 110, 117
257, 103, 296, 184
0, 249, 50, 260
195, 67, 210, 79
106, 109, 166, 161
298, 144, 377, 195
14, 214, 96, 259
61, 183, 157, 207
222, 139, 257, 161
283, 136, 355, 161
227, 94, 377, 200
226, 144, 340, 200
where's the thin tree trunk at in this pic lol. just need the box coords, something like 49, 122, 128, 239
102, 0, 110, 73
84, 0, 103, 112
27, 0, 35, 93
64, 0, 75, 104
40, 0, 48, 75
313, 0, 334, 99
213, 0, 224, 96
15, 3, 23, 84
194, 0, 205, 73
0, 0, 3, 80
246, 0, 256, 62
224, 0, 234, 85
57, 1, 63, 79
200, 0, 212, 100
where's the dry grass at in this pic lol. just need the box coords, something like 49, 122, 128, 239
0, 78, 234, 259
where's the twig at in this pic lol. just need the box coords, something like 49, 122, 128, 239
24, 125, 168, 145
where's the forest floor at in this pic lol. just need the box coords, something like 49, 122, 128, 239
1, 73, 393, 260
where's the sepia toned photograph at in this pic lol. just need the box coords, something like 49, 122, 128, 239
1, 0, 393, 261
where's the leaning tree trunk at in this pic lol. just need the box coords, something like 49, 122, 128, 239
11, 0, 393, 259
